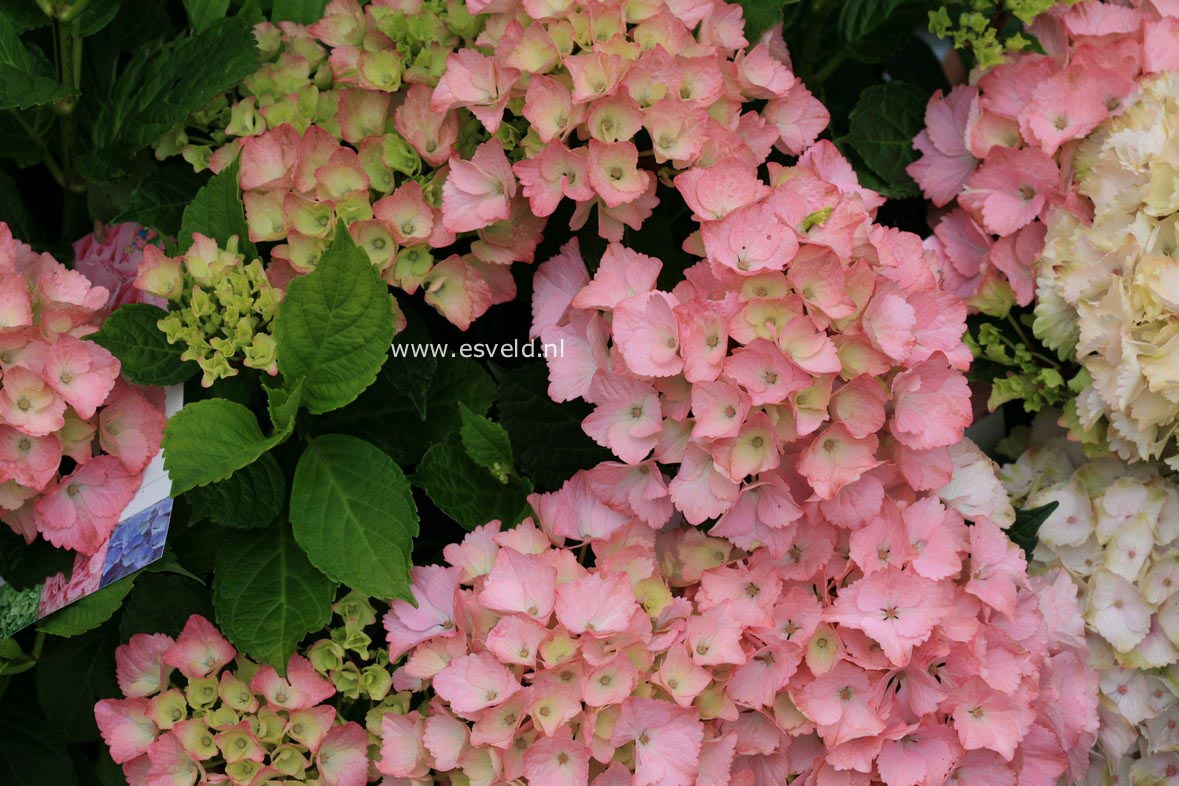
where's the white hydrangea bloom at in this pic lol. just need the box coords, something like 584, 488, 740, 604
1003, 414, 1179, 774
1035, 73, 1179, 466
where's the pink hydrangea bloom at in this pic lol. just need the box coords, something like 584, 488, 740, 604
909, 0, 1178, 309
0, 222, 165, 557
198, 0, 830, 331
378, 484, 1097, 786
96, 615, 367, 786
534, 141, 974, 530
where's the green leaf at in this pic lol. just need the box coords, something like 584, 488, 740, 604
35, 626, 119, 743
842, 81, 927, 198
79, 0, 122, 37
416, 437, 531, 531
213, 524, 335, 667
179, 157, 256, 258
266, 377, 304, 433
187, 452, 286, 529
0, 1, 49, 32
459, 403, 515, 482
112, 162, 206, 236
169, 519, 227, 576
37, 575, 136, 637
494, 362, 611, 490
0, 529, 72, 590
119, 572, 214, 639
1009, 501, 1059, 558
0, 14, 73, 110
271, 0, 328, 23
837, 0, 938, 63
0, 704, 80, 785
162, 398, 288, 494
184, 0, 230, 31
89, 303, 199, 386
736, 0, 783, 41
290, 435, 418, 600
274, 229, 396, 414
82, 14, 258, 178
312, 354, 495, 465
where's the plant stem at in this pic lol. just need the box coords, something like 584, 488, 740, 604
54, 13, 87, 238
798, 0, 842, 85
1005, 313, 1060, 368
813, 52, 847, 83
9, 111, 68, 187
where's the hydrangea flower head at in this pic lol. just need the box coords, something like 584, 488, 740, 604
1001, 415, 1179, 782
378, 441, 1097, 785
0, 223, 165, 556
160, 0, 829, 331
136, 234, 283, 387
534, 140, 973, 539
910, 0, 1179, 313
1035, 72, 1179, 467
95, 614, 370, 786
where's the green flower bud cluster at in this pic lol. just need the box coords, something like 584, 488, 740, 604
156, 0, 482, 170
307, 592, 396, 706
153, 235, 282, 387
966, 314, 1074, 415
929, 0, 1079, 70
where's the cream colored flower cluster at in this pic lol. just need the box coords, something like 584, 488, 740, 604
1035, 73, 1179, 468
1001, 417, 1179, 782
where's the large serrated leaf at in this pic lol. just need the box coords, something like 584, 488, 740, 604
184, 0, 230, 31
82, 14, 258, 177
187, 452, 286, 529
311, 354, 495, 465
37, 575, 136, 638
89, 303, 199, 386
162, 399, 291, 494
290, 435, 418, 600
842, 82, 928, 198
120, 572, 214, 639
459, 403, 515, 481
274, 229, 396, 414
113, 162, 206, 236
0, 14, 72, 110
736, 0, 783, 42
838, 0, 939, 63
271, 0, 329, 22
213, 524, 336, 668
35, 626, 119, 743
416, 437, 531, 531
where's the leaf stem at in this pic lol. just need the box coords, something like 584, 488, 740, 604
1005, 313, 1060, 368
9, 111, 67, 187
813, 52, 847, 83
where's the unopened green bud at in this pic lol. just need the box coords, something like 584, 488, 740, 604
307, 639, 346, 674
256, 708, 285, 745
218, 673, 256, 712
225, 760, 265, 783
271, 743, 310, 777
205, 706, 240, 730
332, 661, 362, 699
360, 665, 393, 702
185, 676, 220, 711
